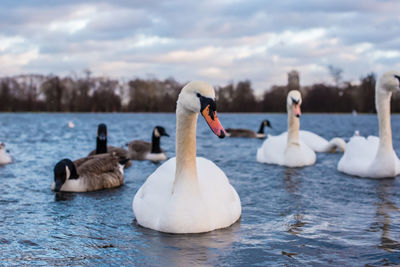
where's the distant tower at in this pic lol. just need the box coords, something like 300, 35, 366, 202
288, 70, 300, 91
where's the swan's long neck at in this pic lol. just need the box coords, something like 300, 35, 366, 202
287, 107, 300, 146
175, 105, 198, 184
376, 89, 393, 151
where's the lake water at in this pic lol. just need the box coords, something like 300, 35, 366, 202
0, 113, 400, 266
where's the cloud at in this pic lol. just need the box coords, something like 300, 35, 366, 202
0, 0, 399, 92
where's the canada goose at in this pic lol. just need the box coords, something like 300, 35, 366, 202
88, 123, 132, 168
226, 120, 271, 138
338, 71, 400, 178
257, 90, 346, 167
0, 142, 12, 165
52, 153, 127, 192
127, 126, 169, 162
133, 81, 241, 234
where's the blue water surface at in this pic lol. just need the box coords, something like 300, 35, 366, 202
0, 113, 399, 266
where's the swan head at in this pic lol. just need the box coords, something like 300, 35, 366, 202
287, 90, 302, 118
378, 71, 400, 93
0, 142, 5, 150
177, 81, 226, 138
53, 159, 79, 192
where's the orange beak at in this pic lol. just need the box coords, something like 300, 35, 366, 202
293, 104, 301, 118
201, 105, 226, 138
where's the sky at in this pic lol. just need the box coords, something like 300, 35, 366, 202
0, 0, 399, 92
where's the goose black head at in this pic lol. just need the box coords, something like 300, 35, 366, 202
53, 159, 79, 192
258, 120, 272, 134
263, 120, 272, 128
97, 123, 107, 141
154, 126, 170, 138
96, 124, 108, 154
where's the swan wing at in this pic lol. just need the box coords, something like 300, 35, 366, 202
299, 131, 346, 153
133, 158, 176, 231
284, 140, 316, 167
257, 133, 286, 165
133, 157, 241, 233
197, 157, 241, 230
0, 151, 12, 165
299, 130, 328, 152
337, 135, 378, 176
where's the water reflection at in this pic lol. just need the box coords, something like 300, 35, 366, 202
372, 179, 400, 252
133, 220, 241, 266
283, 168, 301, 194
54, 192, 76, 202
283, 168, 306, 235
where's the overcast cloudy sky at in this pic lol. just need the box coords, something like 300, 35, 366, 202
0, 0, 399, 91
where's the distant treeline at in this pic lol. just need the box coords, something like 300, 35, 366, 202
1, 71, 399, 113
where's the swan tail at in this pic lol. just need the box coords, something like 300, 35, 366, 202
326, 137, 346, 153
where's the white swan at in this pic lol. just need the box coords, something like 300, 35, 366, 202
0, 142, 12, 165
257, 90, 346, 167
257, 90, 316, 167
133, 81, 241, 234
338, 71, 400, 178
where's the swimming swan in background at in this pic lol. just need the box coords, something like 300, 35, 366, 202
68, 121, 75, 128
133, 81, 241, 234
257, 90, 316, 167
127, 126, 169, 162
338, 71, 400, 178
0, 142, 12, 165
226, 120, 272, 138
88, 123, 132, 168
52, 153, 127, 192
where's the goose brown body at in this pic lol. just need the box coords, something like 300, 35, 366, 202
52, 153, 125, 192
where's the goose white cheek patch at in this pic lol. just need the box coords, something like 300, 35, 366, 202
66, 166, 71, 180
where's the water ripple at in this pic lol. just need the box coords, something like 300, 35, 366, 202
0, 113, 400, 266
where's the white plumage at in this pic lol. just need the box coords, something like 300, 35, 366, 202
257, 90, 346, 167
257, 90, 316, 167
133, 157, 241, 233
133, 81, 241, 233
338, 71, 400, 178
257, 132, 316, 167
297, 131, 346, 153
0, 142, 12, 165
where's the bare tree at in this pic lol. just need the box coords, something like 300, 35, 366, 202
328, 65, 343, 87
